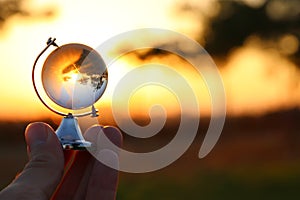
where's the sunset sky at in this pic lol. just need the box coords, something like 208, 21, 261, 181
0, 0, 299, 121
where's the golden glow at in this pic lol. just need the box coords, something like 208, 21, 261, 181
222, 39, 300, 116
65, 71, 79, 83
101, 50, 211, 119
1, 0, 193, 121
279, 34, 299, 55
1, 0, 300, 121
70, 72, 78, 83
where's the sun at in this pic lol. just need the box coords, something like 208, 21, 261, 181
69, 72, 78, 83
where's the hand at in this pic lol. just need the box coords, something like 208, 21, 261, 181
0, 122, 122, 200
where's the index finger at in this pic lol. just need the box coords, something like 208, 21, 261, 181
85, 126, 122, 200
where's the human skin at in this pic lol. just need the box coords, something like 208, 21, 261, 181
0, 122, 122, 200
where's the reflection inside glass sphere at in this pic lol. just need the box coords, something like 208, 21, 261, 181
42, 43, 107, 110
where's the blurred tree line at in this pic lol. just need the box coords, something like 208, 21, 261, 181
1, 0, 299, 65
0, 0, 55, 29
179, 0, 300, 65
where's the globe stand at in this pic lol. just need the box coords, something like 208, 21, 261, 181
56, 113, 91, 150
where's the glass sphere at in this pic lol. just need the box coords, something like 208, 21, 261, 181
42, 43, 107, 110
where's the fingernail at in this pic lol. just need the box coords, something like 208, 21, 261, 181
26, 123, 49, 147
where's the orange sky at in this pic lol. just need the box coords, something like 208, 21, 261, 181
0, 0, 300, 121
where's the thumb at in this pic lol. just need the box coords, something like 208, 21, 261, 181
0, 122, 64, 200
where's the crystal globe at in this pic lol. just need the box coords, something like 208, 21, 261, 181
41, 43, 107, 110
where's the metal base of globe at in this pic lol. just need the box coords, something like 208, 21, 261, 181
56, 113, 91, 150
61, 141, 91, 150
